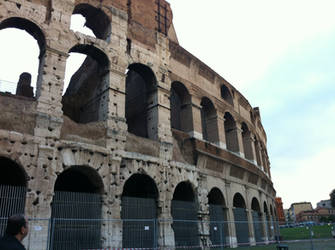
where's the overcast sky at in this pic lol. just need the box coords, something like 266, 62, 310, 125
0, 0, 334, 209
167, 0, 335, 208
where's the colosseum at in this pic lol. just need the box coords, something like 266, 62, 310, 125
0, 0, 277, 249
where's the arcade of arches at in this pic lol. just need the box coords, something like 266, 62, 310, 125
0, 0, 276, 249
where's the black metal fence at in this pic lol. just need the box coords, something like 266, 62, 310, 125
1, 186, 334, 249
51, 191, 102, 250
0, 185, 26, 236
1, 218, 335, 250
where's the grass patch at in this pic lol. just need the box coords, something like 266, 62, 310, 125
225, 245, 275, 249
280, 224, 333, 240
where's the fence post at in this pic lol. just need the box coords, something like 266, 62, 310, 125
49, 218, 55, 250
153, 218, 157, 249
309, 226, 314, 250
46, 218, 51, 250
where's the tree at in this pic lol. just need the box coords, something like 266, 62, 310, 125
330, 189, 335, 208
320, 216, 329, 223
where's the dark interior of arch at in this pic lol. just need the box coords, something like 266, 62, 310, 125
0, 17, 45, 56
0, 157, 26, 186
54, 166, 103, 194
126, 64, 157, 138
201, 97, 216, 118
122, 174, 158, 199
264, 202, 269, 214
224, 112, 236, 132
224, 112, 239, 152
52, 166, 103, 250
62, 45, 109, 124
208, 188, 225, 206
73, 4, 111, 40
173, 181, 195, 202
242, 122, 249, 135
201, 97, 217, 142
251, 198, 261, 212
170, 81, 191, 132
233, 193, 246, 208
220, 84, 233, 106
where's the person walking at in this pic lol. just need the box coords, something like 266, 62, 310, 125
0, 214, 28, 250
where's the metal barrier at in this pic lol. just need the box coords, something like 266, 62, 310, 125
0, 185, 26, 235
1, 218, 334, 250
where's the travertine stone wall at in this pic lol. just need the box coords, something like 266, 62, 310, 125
0, 0, 276, 248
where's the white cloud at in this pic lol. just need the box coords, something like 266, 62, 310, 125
272, 146, 335, 208
168, 0, 335, 208
168, 0, 335, 91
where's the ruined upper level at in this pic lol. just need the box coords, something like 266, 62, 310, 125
0, 0, 273, 189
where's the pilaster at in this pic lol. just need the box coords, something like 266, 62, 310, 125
224, 182, 237, 248
216, 112, 227, 149
235, 123, 245, 158
35, 47, 67, 139
188, 98, 203, 140
261, 212, 269, 243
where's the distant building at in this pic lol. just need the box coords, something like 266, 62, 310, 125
275, 197, 286, 225
316, 207, 335, 220
295, 205, 335, 223
317, 199, 332, 209
284, 209, 290, 223
296, 210, 319, 223
288, 202, 313, 223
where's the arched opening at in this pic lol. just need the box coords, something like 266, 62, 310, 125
220, 84, 233, 106
264, 202, 272, 241
170, 81, 192, 133
51, 166, 104, 250
126, 63, 157, 139
242, 123, 254, 161
224, 112, 239, 153
0, 17, 45, 97
171, 181, 199, 248
200, 97, 218, 143
62, 45, 110, 124
233, 193, 249, 245
72, 4, 111, 41
270, 205, 274, 217
251, 198, 263, 244
0, 157, 27, 235
208, 188, 227, 247
121, 174, 158, 248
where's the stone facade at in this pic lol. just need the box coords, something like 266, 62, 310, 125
0, 0, 276, 249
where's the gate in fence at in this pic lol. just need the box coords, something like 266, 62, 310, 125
172, 200, 200, 249
121, 196, 157, 248
233, 207, 249, 245
50, 191, 102, 250
209, 204, 226, 248
252, 211, 263, 244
